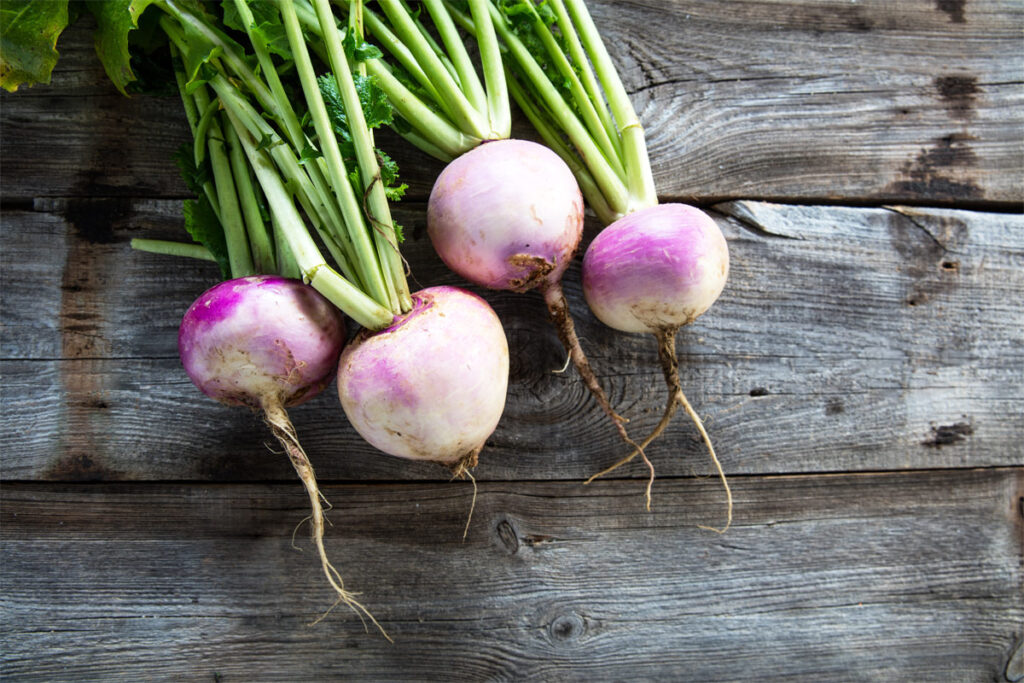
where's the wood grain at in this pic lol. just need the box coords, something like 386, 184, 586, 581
1, 1, 1021, 205
3, 200, 1021, 482
1, 3, 1022, 679
2, 469, 1021, 681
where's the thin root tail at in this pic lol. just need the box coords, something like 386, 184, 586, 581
654, 329, 732, 533
540, 282, 647, 467
262, 399, 392, 641
585, 329, 733, 529
445, 446, 482, 543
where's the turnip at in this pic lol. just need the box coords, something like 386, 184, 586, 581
426, 139, 635, 442
179, 275, 387, 631
582, 205, 732, 529
337, 286, 510, 475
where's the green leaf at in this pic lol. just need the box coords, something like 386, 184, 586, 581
377, 149, 407, 202
341, 29, 382, 63
0, 0, 70, 92
84, 0, 159, 95
318, 72, 406, 204
158, 1, 240, 93
298, 141, 323, 165
183, 195, 232, 279
319, 72, 394, 137
353, 73, 394, 129
255, 131, 279, 152
173, 143, 213, 197
221, 0, 292, 60
496, 0, 576, 108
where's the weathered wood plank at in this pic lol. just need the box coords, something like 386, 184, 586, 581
3, 200, 1021, 481
1, 469, 1021, 681
1, 1, 1021, 204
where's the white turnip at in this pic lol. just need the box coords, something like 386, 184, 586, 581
337, 285, 510, 477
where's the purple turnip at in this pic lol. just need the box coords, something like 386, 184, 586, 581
179, 275, 385, 634
582, 204, 732, 529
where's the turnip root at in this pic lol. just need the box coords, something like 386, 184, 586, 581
337, 285, 510, 478
582, 204, 732, 529
179, 275, 386, 634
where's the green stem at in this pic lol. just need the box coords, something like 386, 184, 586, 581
548, 0, 621, 162
166, 34, 221, 220
212, 76, 362, 289
396, 0, 464, 89
297, 1, 477, 158
310, 0, 411, 312
230, 0, 360, 273
328, 0, 445, 107
280, 0, 395, 310
375, 0, 490, 139
489, 4, 629, 216
168, 42, 200, 134
422, 0, 487, 115
562, 0, 657, 211
222, 97, 395, 330
161, 0, 276, 113
367, 60, 477, 157
190, 79, 254, 277
130, 239, 216, 262
522, 1, 623, 178
272, 214, 302, 279
465, 0, 509, 137
224, 119, 276, 273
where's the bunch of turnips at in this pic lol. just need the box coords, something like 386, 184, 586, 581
0, 0, 730, 636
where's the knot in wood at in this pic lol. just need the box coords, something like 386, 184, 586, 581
549, 612, 585, 643
496, 519, 519, 554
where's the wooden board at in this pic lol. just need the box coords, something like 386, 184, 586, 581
2, 469, 1021, 681
1, 0, 1021, 205
1, 1, 1022, 679
3, 200, 1021, 482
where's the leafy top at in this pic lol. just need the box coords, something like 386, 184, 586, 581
0, 1, 70, 92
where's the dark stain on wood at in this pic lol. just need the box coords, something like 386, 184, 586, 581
43, 453, 117, 482
825, 397, 845, 416
886, 209, 969, 308
935, 75, 979, 119
936, 0, 967, 23
749, 387, 770, 397
802, 5, 876, 33
922, 421, 974, 447
56, 207, 120, 478
888, 134, 983, 201
841, 6, 875, 32
61, 198, 133, 244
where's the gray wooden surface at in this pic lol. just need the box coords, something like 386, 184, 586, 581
1, 1, 1022, 680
